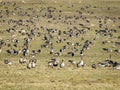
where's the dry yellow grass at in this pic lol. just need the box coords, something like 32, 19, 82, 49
0, 0, 120, 90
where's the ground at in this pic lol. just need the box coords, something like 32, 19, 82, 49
0, 0, 120, 90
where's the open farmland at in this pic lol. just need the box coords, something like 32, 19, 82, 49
0, 0, 120, 90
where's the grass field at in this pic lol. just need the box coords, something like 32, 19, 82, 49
0, 0, 120, 90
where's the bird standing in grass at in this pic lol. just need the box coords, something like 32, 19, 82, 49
60, 60, 65, 68
48, 61, 54, 68
19, 57, 26, 64
112, 62, 120, 70
92, 64, 96, 69
77, 60, 85, 68
27, 61, 36, 69
48, 58, 60, 68
27, 58, 36, 69
27, 62, 32, 69
4, 59, 12, 65
68, 60, 76, 65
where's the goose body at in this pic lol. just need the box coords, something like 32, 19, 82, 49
27, 62, 32, 69
98, 62, 109, 67
4, 60, 12, 65
19, 58, 26, 64
113, 62, 120, 70
60, 60, 65, 68
92, 64, 96, 69
68, 60, 76, 65
77, 60, 85, 67
48, 59, 60, 67
115, 65, 120, 70
48, 61, 54, 67
27, 59, 36, 69
31, 62, 36, 68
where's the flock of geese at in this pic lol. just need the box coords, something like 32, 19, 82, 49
0, 1, 119, 71
3, 56, 120, 70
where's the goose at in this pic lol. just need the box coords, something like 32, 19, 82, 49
50, 47, 54, 54
68, 52, 74, 57
112, 62, 120, 70
27, 58, 36, 69
53, 60, 59, 67
8, 62, 12, 65
53, 59, 59, 67
27, 62, 36, 69
77, 57, 85, 68
60, 60, 65, 68
105, 60, 114, 67
19, 57, 26, 64
31, 62, 36, 68
48, 58, 59, 67
115, 65, 120, 70
77, 60, 85, 68
4, 59, 12, 65
48, 61, 54, 68
27, 62, 32, 69
92, 64, 96, 69
68, 60, 76, 65
98, 62, 110, 67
